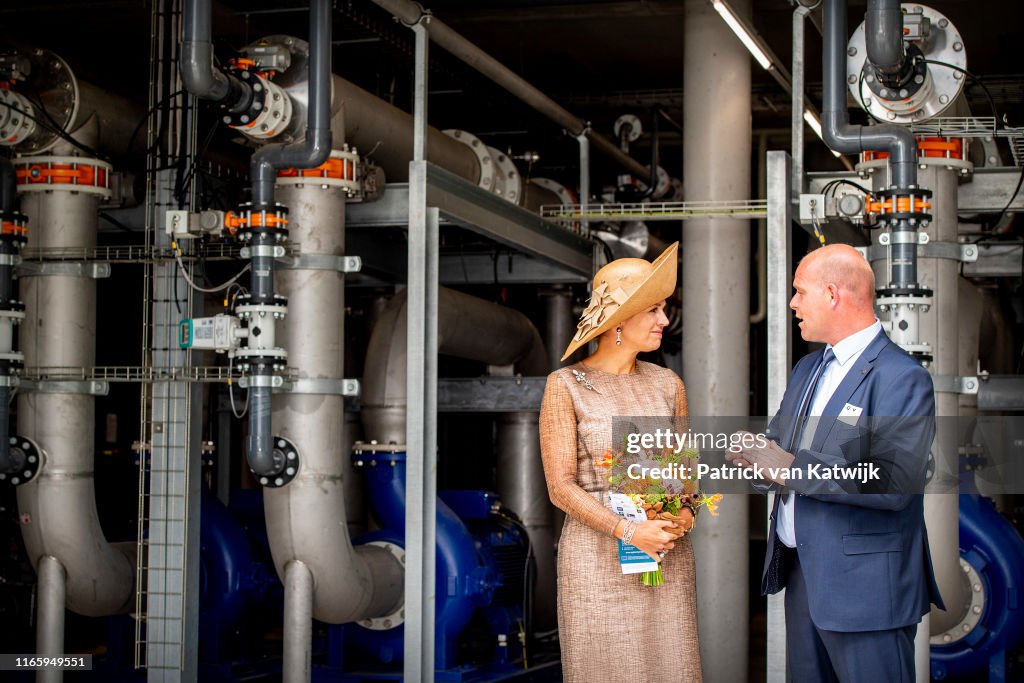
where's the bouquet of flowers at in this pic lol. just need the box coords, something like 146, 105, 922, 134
597, 442, 723, 586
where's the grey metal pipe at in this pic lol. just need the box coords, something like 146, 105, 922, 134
823, 0, 919, 287
36, 555, 65, 683
331, 75, 479, 183
683, 1, 751, 679
16, 156, 135, 619
283, 561, 313, 683
822, 0, 917, 190
266, 158, 403, 622
865, 0, 906, 80
362, 287, 549, 445
369, 0, 653, 182
181, 0, 252, 110
496, 413, 556, 633
247, 0, 333, 478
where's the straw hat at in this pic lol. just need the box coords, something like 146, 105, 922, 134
561, 241, 679, 361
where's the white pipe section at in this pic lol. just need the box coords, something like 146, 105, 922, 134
36, 555, 65, 683
683, 1, 752, 680
283, 561, 314, 683
16, 145, 134, 621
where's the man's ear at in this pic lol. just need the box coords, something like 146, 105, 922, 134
827, 282, 841, 306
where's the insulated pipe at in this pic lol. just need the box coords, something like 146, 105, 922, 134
283, 561, 314, 683
36, 555, 65, 683
496, 413, 556, 633
362, 287, 549, 446
369, 0, 653, 183
265, 179, 403, 623
683, 1, 750, 680
330, 75, 479, 183
864, 0, 907, 81
16, 140, 135, 619
246, 0, 333, 478
822, 0, 919, 287
181, 0, 252, 111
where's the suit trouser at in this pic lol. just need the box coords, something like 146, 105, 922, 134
784, 548, 916, 683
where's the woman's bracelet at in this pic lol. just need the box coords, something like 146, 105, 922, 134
621, 520, 637, 545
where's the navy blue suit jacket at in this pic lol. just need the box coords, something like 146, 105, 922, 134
761, 330, 945, 632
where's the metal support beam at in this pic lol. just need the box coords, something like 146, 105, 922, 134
765, 150, 793, 683
436, 377, 547, 412
404, 20, 437, 682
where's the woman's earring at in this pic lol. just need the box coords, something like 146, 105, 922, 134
615, 327, 622, 346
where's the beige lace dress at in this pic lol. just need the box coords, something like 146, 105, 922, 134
539, 360, 702, 682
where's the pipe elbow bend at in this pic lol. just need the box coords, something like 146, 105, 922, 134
821, 113, 862, 156
306, 130, 333, 168
180, 41, 229, 101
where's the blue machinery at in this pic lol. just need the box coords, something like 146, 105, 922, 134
931, 495, 1024, 682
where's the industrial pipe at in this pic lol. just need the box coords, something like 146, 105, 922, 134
283, 561, 314, 683
181, 0, 252, 111
245, 0, 333, 478
0, 156, 18, 473
864, 0, 907, 82
16, 132, 135, 646
362, 287, 549, 446
369, 0, 654, 183
36, 555, 65, 683
823, 0, 920, 287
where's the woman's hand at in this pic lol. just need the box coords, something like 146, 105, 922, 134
627, 519, 679, 563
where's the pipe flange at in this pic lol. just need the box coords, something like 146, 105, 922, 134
485, 146, 522, 205
236, 303, 288, 321
930, 557, 985, 645
443, 129, 496, 193
252, 435, 300, 488
235, 291, 288, 312
0, 89, 36, 147
226, 71, 293, 140
15, 156, 113, 199
229, 202, 289, 242
352, 441, 407, 467
846, 4, 965, 123
1, 48, 77, 154
613, 114, 642, 143
356, 541, 406, 631
276, 147, 362, 197
0, 436, 43, 486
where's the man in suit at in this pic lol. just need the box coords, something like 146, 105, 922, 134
728, 244, 944, 682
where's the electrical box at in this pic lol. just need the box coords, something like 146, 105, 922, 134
798, 194, 829, 223
179, 315, 240, 352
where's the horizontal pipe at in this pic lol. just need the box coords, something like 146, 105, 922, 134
369, 0, 653, 182
362, 287, 548, 445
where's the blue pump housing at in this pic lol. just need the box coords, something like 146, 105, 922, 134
344, 447, 531, 677
930, 494, 1024, 681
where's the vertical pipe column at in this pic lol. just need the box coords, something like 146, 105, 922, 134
283, 560, 313, 683
36, 555, 65, 683
765, 151, 793, 682
496, 413, 556, 633
683, 1, 751, 680
791, 6, 808, 198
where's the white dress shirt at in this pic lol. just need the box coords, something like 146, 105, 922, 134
776, 320, 883, 548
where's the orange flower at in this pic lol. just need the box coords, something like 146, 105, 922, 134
594, 450, 616, 469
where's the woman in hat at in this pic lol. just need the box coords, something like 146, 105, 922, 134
539, 241, 701, 681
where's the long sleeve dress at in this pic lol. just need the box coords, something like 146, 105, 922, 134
539, 360, 702, 683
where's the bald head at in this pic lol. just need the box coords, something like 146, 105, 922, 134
799, 244, 875, 310
791, 244, 877, 345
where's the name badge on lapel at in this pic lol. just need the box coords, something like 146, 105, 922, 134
839, 403, 863, 425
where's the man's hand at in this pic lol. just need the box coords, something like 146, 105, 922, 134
727, 430, 795, 485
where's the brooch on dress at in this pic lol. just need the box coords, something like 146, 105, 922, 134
571, 368, 601, 393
